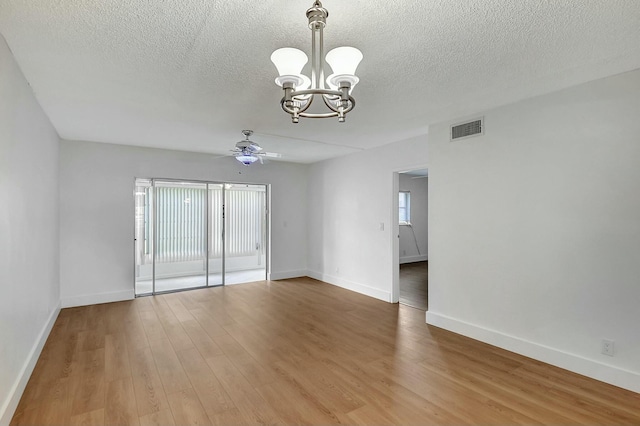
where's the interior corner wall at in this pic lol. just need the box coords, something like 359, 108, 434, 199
59, 140, 308, 307
399, 174, 428, 263
426, 69, 640, 393
307, 135, 428, 302
0, 35, 61, 425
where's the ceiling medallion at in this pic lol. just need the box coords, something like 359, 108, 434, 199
271, 1, 363, 123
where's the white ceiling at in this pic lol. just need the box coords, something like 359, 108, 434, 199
1, 0, 639, 163
402, 169, 429, 178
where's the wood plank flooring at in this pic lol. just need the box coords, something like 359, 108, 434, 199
399, 261, 428, 311
11, 277, 640, 425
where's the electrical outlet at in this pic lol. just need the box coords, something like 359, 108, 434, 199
601, 339, 615, 356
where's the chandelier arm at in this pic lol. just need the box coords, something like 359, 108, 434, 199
281, 91, 356, 119
280, 98, 296, 115
292, 88, 342, 97
298, 96, 313, 113
280, 94, 315, 116
321, 94, 356, 114
297, 97, 356, 118
299, 111, 339, 118
297, 95, 314, 114
287, 97, 314, 114
321, 95, 340, 113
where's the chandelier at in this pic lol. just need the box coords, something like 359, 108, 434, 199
270, 1, 363, 123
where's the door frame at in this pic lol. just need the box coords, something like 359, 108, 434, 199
133, 177, 270, 296
391, 164, 428, 304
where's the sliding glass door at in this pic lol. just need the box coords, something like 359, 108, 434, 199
134, 178, 267, 296
208, 184, 224, 286
134, 179, 152, 295
154, 181, 208, 293
225, 184, 267, 284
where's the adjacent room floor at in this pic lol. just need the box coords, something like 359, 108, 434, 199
12, 278, 640, 425
399, 260, 428, 310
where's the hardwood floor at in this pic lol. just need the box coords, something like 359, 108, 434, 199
12, 277, 640, 425
399, 261, 428, 310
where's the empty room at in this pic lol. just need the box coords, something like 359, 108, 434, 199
1, 1, 640, 425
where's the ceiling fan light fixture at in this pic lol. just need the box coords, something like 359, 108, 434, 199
235, 154, 259, 165
271, 1, 362, 123
231, 130, 282, 166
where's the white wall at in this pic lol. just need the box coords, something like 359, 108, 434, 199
59, 140, 308, 307
399, 174, 428, 263
0, 35, 60, 425
426, 69, 640, 392
307, 135, 428, 302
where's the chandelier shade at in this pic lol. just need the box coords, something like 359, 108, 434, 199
271, 1, 362, 123
270, 48, 308, 79
325, 47, 363, 76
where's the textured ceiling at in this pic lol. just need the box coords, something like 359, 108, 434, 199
1, 0, 639, 163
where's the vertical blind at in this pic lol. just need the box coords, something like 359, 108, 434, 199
225, 188, 265, 257
156, 186, 207, 262
148, 185, 265, 263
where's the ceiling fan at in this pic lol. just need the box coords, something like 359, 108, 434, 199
231, 130, 282, 165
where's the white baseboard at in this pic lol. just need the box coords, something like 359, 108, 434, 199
0, 302, 61, 426
61, 289, 134, 308
307, 270, 391, 302
269, 270, 307, 280
400, 255, 428, 264
426, 311, 640, 394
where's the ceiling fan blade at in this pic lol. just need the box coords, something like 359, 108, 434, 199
261, 152, 282, 158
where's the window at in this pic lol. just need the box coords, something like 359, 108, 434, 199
399, 191, 410, 225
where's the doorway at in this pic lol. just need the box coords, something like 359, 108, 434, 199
134, 178, 268, 296
396, 169, 428, 310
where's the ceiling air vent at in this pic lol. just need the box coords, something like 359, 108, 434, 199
451, 117, 483, 141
